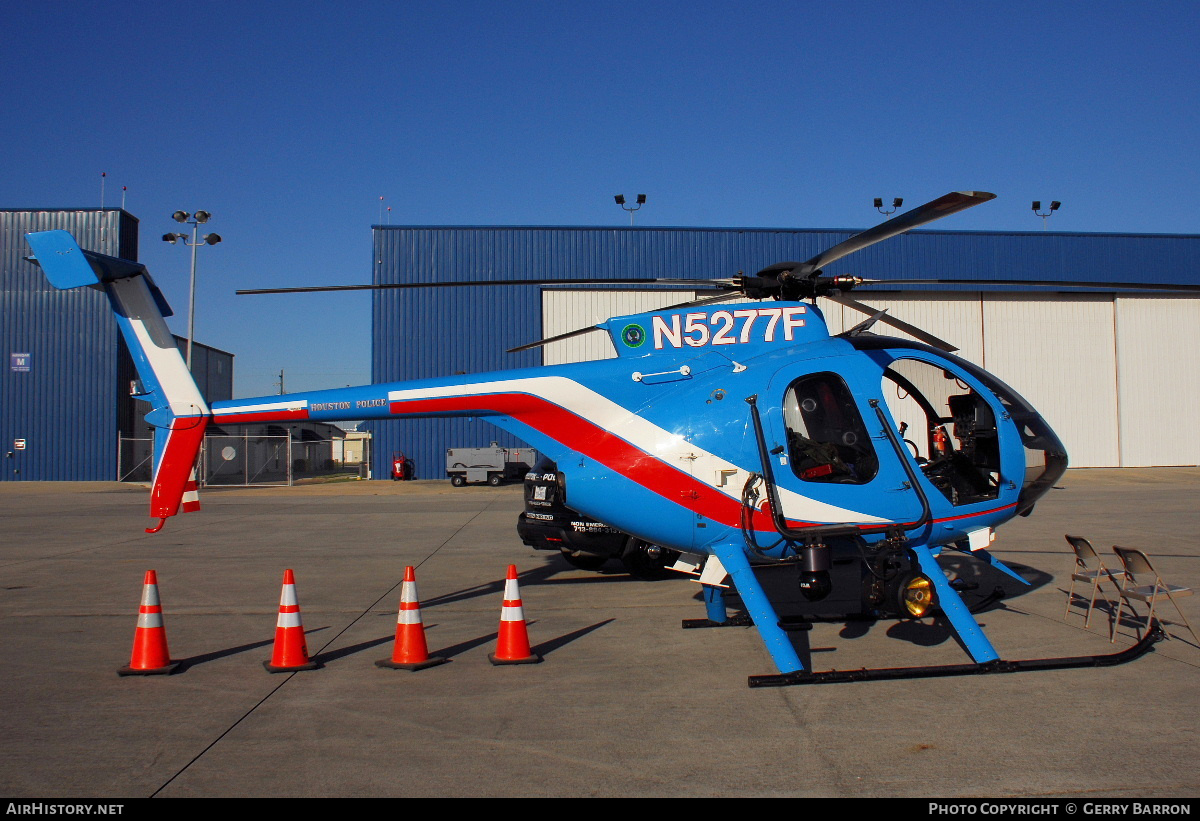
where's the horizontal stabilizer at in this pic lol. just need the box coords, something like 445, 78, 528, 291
25, 230, 174, 317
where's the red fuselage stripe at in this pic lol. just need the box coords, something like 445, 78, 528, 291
391, 393, 817, 531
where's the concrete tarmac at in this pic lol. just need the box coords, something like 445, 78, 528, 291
1, 469, 1197, 798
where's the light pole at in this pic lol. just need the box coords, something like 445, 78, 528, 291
874, 197, 903, 219
163, 210, 222, 371
614, 194, 646, 225
1032, 200, 1061, 230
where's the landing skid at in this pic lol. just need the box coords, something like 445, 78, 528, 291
747, 620, 1164, 687
682, 612, 754, 629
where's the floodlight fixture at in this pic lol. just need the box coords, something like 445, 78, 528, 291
874, 196, 903, 219
164, 210, 221, 370
1033, 199, 1062, 229
614, 193, 647, 225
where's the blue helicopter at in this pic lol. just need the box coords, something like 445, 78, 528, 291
27, 191, 1177, 685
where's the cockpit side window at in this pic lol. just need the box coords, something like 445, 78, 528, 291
783, 373, 878, 484
881, 358, 1000, 506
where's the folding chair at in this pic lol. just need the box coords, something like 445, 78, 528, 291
1063, 535, 1125, 628
1110, 546, 1200, 645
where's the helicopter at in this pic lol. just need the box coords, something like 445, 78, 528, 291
26, 191, 1185, 685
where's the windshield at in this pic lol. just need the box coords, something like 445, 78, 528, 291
848, 336, 1067, 514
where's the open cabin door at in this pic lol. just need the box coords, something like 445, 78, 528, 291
764, 369, 926, 530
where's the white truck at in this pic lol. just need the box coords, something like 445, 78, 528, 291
445, 443, 538, 487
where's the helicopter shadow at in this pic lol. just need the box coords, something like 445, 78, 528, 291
418, 552, 672, 612
711, 550, 1054, 662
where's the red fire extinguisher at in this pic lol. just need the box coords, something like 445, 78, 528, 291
391, 452, 412, 481
932, 426, 948, 457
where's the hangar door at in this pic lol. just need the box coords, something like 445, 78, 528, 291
821, 293, 1121, 468
540, 290, 696, 366
1113, 296, 1200, 467
543, 290, 1200, 467
821, 292, 1200, 468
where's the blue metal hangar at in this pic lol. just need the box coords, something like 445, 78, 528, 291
369, 225, 1200, 479
6, 211, 1200, 481
1, 208, 233, 481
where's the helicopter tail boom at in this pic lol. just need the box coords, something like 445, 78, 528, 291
25, 231, 210, 532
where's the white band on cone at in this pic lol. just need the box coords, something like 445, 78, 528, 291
277, 611, 302, 628
500, 604, 525, 622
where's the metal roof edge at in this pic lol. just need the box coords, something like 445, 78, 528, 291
1, 207, 140, 224
370, 224, 1200, 240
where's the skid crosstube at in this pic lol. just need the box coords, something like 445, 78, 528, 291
747, 620, 1164, 687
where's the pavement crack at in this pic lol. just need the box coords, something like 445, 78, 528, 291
149, 499, 504, 798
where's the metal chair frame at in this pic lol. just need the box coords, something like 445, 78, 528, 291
1064, 534, 1125, 629
1110, 546, 1199, 645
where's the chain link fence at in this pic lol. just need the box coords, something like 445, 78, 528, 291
118, 435, 371, 486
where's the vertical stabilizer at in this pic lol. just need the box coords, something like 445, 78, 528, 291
25, 231, 210, 531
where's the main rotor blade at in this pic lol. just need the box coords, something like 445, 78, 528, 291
855, 278, 1200, 293
788, 191, 997, 278
826, 293, 959, 352
506, 324, 604, 353
236, 277, 734, 296
506, 290, 742, 353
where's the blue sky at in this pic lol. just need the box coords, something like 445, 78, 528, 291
3, 1, 1198, 397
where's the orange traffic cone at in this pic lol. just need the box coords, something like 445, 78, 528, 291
376, 566, 447, 671
118, 570, 178, 676
489, 565, 541, 665
264, 569, 321, 673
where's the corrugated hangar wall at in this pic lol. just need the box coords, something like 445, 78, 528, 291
371, 226, 1200, 478
1, 209, 137, 481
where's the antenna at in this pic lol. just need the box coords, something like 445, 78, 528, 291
99, 172, 108, 253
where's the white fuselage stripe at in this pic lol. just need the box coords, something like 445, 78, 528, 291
388, 376, 888, 524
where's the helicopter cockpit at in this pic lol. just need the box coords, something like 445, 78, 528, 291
848, 336, 1068, 516
880, 358, 1001, 506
